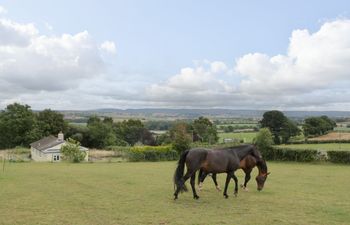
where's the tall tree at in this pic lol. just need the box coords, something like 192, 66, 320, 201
87, 116, 116, 148
37, 109, 67, 136
170, 123, 192, 154
303, 116, 336, 137
192, 116, 218, 144
260, 110, 299, 144
0, 103, 40, 148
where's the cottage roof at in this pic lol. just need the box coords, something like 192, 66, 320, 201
30, 135, 65, 151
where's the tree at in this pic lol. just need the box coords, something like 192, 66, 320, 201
115, 119, 146, 146
60, 138, 86, 162
192, 117, 218, 144
87, 117, 116, 148
254, 128, 274, 156
0, 103, 40, 148
171, 123, 192, 154
303, 116, 336, 137
260, 110, 299, 144
37, 109, 67, 136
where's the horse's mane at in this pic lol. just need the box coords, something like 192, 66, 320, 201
256, 159, 268, 174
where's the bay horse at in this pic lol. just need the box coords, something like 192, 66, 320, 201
173, 144, 263, 200
198, 154, 269, 192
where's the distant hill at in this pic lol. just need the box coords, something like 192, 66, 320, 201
61, 108, 350, 120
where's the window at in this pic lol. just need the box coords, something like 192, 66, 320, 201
53, 155, 60, 161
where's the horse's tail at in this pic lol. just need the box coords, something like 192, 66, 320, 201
173, 150, 190, 192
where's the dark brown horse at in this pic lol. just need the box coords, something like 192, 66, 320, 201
198, 154, 269, 192
173, 144, 263, 200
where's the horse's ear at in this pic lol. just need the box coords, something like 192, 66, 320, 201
267, 172, 271, 176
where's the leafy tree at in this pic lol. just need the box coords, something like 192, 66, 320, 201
303, 116, 336, 137
260, 110, 299, 144
37, 109, 67, 136
60, 138, 86, 163
114, 119, 146, 146
87, 116, 116, 148
171, 123, 192, 154
0, 103, 40, 148
155, 132, 172, 146
65, 124, 90, 147
253, 128, 274, 156
192, 116, 218, 144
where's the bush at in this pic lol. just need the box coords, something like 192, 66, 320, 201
327, 151, 350, 164
60, 138, 86, 163
127, 145, 178, 162
265, 147, 318, 162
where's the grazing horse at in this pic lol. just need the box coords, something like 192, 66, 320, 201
198, 154, 269, 192
173, 145, 262, 200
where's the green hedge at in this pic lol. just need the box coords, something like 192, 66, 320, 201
128, 145, 178, 162
264, 147, 318, 162
327, 151, 350, 164
289, 139, 350, 144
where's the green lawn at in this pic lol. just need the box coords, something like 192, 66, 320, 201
278, 143, 350, 151
218, 132, 257, 143
0, 161, 349, 225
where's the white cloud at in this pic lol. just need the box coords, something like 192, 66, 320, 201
0, 12, 121, 95
100, 41, 116, 54
145, 61, 238, 107
237, 19, 350, 97
145, 19, 350, 109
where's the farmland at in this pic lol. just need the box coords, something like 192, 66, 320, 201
218, 132, 257, 143
278, 143, 350, 151
0, 161, 349, 225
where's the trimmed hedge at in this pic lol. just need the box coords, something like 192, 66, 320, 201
263, 147, 318, 162
128, 145, 178, 162
289, 139, 350, 144
327, 151, 350, 164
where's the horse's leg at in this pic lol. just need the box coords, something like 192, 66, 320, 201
174, 170, 193, 199
241, 169, 252, 191
211, 173, 221, 191
223, 171, 233, 198
232, 172, 239, 197
190, 174, 199, 199
198, 170, 208, 191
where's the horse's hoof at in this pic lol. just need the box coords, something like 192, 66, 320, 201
243, 187, 249, 192
240, 184, 244, 188
216, 186, 222, 192
224, 194, 229, 199
194, 195, 199, 200
234, 192, 238, 197
174, 195, 178, 200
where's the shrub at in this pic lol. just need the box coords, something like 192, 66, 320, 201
327, 151, 350, 164
128, 145, 178, 162
253, 128, 274, 157
60, 138, 86, 163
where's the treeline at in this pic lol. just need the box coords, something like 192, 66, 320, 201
0, 103, 67, 149
0, 103, 219, 151
260, 110, 336, 144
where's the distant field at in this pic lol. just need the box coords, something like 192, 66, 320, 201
278, 143, 350, 151
0, 162, 349, 225
218, 132, 257, 143
309, 132, 350, 141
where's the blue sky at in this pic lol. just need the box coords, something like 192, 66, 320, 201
1, 1, 350, 110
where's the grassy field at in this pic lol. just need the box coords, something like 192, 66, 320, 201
0, 161, 349, 225
218, 132, 257, 143
278, 143, 350, 151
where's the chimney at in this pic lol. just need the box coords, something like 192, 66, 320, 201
58, 131, 64, 141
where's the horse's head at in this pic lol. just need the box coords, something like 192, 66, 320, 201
255, 172, 270, 191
